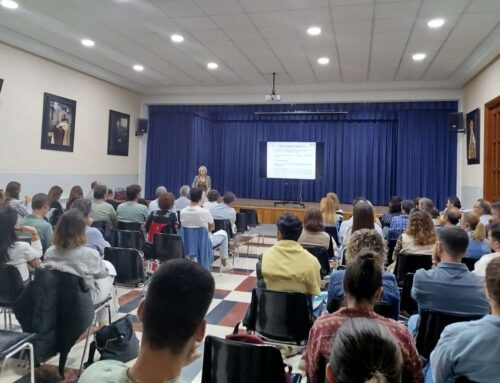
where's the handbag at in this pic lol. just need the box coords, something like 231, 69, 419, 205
85, 314, 139, 367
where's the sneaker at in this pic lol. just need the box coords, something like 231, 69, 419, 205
220, 263, 233, 272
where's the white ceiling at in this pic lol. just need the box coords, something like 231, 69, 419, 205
0, 0, 499, 94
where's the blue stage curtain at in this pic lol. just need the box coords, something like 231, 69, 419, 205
146, 102, 457, 207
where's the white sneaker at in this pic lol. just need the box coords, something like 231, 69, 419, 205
220, 263, 233, 272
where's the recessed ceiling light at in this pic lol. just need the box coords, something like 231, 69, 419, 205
412, 53, 427, 61
81, 39, 95, 47
171, 34, 184, 43
428, 18, 445, 28
318, 57, 330, 65
207, 62, 218, 70
133, 64, 144, 72
1, 0, 18, 9
307, 26, 322, 36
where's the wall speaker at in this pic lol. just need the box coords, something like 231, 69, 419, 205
448, 112, 464, 133
136, 118, 148, 136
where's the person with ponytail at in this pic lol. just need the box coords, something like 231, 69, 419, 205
304, 250, 422, 383
460, 212, 490, 259
326, 317, 403, 383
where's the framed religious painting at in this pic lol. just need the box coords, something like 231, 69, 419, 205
40, 93, 77, 152
466, 108, 480, 165
107, 110, 130, 156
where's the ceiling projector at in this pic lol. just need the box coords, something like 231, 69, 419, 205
265, 72, 281, 101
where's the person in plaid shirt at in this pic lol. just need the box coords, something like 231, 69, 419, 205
303, 250, 423, 383
389, 199, 414, 232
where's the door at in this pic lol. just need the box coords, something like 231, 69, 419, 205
484, 95, 500, 202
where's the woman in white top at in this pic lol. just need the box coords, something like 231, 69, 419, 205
299, 206, 334, 250
0, 206, 42, 282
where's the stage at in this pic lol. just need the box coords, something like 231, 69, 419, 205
233, 198, 387, 224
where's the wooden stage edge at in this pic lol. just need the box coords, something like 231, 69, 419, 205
233, 198, 387, 225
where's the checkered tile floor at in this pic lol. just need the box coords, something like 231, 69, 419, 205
1, 225, 307, 382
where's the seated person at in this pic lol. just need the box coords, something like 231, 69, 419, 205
445, 195, 462, 211
116, 184, 149, 224
320, 192, 343, 227
419, 197, 440, 226
439, 206, 461, 229
328, 229, 400, 319
90, 184, 117, 226
203, 189, 220, 210
79, 259, 215, 383
408, 227, 490, 334
474, 222, 500, 277
299, 206, 334, 250
47, 185, 64, 222
380, 195, 402, 228
210, 191, 237, 235
430, 257, 500, 383
180, 187, 232, 271
343, 201, 383, 247
105, 188, 120, 210
460, 211, 490, 259
145, 192, 178, 240
491, 201, 500, 224
304, 251, 422, 383
325, 318, 403, 383
338, 197, 367, 243
0, 206, 42, 282
73, 199, 110, 256
389, 199, 414, 232
174, 185, 190, 211
148, 186, 167, 213
474, 198, 492, 226
21, 193, 53, 252
257, 213, 321, 296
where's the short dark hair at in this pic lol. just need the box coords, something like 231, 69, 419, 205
401, 200, 415, 215
489, 222, 500, 242
126, 184, 142, 201
142, 259, 214, 352
304, 206, 324, 232
343, 250, 382, 302
107, 188, 114, 196
5, 181, 21, 200
477, 199, 492, 215
90, 181, 99, 189
448, 196, 462, 209
158, 192, 175, 212
492, 202, 500, 213
222, 192, 236, 205
31, 193, 49, 210
388, 196, 402, 214
438, 227, 469, 258
277, 213, 303, 241
445, 207, 461, 225
93, 184, 107, 199
72, 198, 92, 218
207, 189, 220, 202
190, 187, 203, 203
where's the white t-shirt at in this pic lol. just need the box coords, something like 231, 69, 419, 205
7, 240, 43, 281
180, 205, 213, 229
473, 252, 500, 277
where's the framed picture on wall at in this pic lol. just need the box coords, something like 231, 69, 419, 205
466, 108, 480, 165
107, 110, 130, 156
40, 93, 77, 152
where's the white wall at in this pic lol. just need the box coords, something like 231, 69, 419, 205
461, 56, 500, 207
0, 43, 141, 197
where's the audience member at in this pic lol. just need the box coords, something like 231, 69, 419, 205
304, 250, 422, 383
343, 201, 383, 246
90, 184, 117, 225
460, 211, 490, 259
408, 227, 490, 334
20, 193, 53, 252
338, 197, 367, 242
320, 192, 343, 227
66, 185, 83, 210
73, 199, 110, 255
203, 189, 220, 210
148, 186, 167, 213
325, 318, 403, 383
5, 181, 31, 218
328, 229, 400, 319
419, 197, 440, 225
257, 213, 321, 295
79, 259, 214, 383
0, 206, 42, 282
473, 222, 500, 277
116, 184, 149, 223
389, 199, 414, 232
105, 189, 120, 210
380, 196, 402, 228
47, 185, 64, 212
446, 195, 462, 210
145, 192, 178, 238
86, 180, 99, 199
210, 191, 237, 235
299, 206, 334, 250
431, 257, 500, 383
490, 201, 500, 224
474, 199, 492, 226
174, 185, 191, 211
180, 187, 232, 270
440, 206, 461, 228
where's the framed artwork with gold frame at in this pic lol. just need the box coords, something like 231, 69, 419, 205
466, 108, 480, 165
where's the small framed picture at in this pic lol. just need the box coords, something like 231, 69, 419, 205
107, 110, 130, 156
41, 93, 77, 152
466, 108, 480, 165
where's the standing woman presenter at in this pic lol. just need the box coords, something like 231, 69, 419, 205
192, 166, 211, 203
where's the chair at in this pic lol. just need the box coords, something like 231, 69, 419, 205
415, 309, 484, 360
324, 226, 340, 247
247, 288, 314, 345
114, 229, 145, 252
235, 212, 247, 234
104, 247, 145, 287
395, 253, 432, 286
178, 227, 213, 271
302, 245, 330, 278
117, 221, 142, 231
462, 257, 477, 271
239, 209, 262, 249
374, 302, 398, 319
0, 265, 25, 329
326, 296, 343, 314
400, 273, 418, 316
153, 233, 185, 262
201, 336, 302, 383
0, 330, 36, 383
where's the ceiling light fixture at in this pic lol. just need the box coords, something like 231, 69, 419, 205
307, 26, 322, 36
81, 39, 95, 47
412, 53, 426, 61
318, 57, 330, 65
133, 64, 144, 72
427, 18, 445, 28
1, 0, 18, 9
171, 34, 184, 43
207, 62, 218, 70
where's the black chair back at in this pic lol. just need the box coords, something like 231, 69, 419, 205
395, 253, 432, 286
214, 219, 233, 240
117, 221, 142, 231
176, 210, 181, 226
115, 230, 144, 251
374, 302, 398, 319
324, 226, 340, 247
0, 264, 25, 307
248, 288, 314, 344
104, 247, 145, 286
202, 336, 299, 383
235, 212, 247, 233
240, 209, 259, 227
400, 273, 418, 315
302, 245, 330, 278
416, 309, 484, 359
326, 296, 343, 314
462, 257, 477, 271
153, 233, 185, 262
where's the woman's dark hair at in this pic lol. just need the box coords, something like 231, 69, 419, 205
447, 196, 462, 209
304, 206, 324, 233
5, 181, 21, 201
388, 196, 402, 214
351, 202, 374, 233
66, 185, 83, 210
158, 192, 175, 212
53, 209, 87, 250
207, 189, 220, 202
330, 317, 402, 383
0, 206, 18, 263
343, 250, 382, 302
48, 185, 63, 203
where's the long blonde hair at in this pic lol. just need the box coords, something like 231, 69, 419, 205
462, 212, 486, 241
320, 193, 338, 225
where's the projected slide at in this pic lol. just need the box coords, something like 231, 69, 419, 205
266, 142, 317, 180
